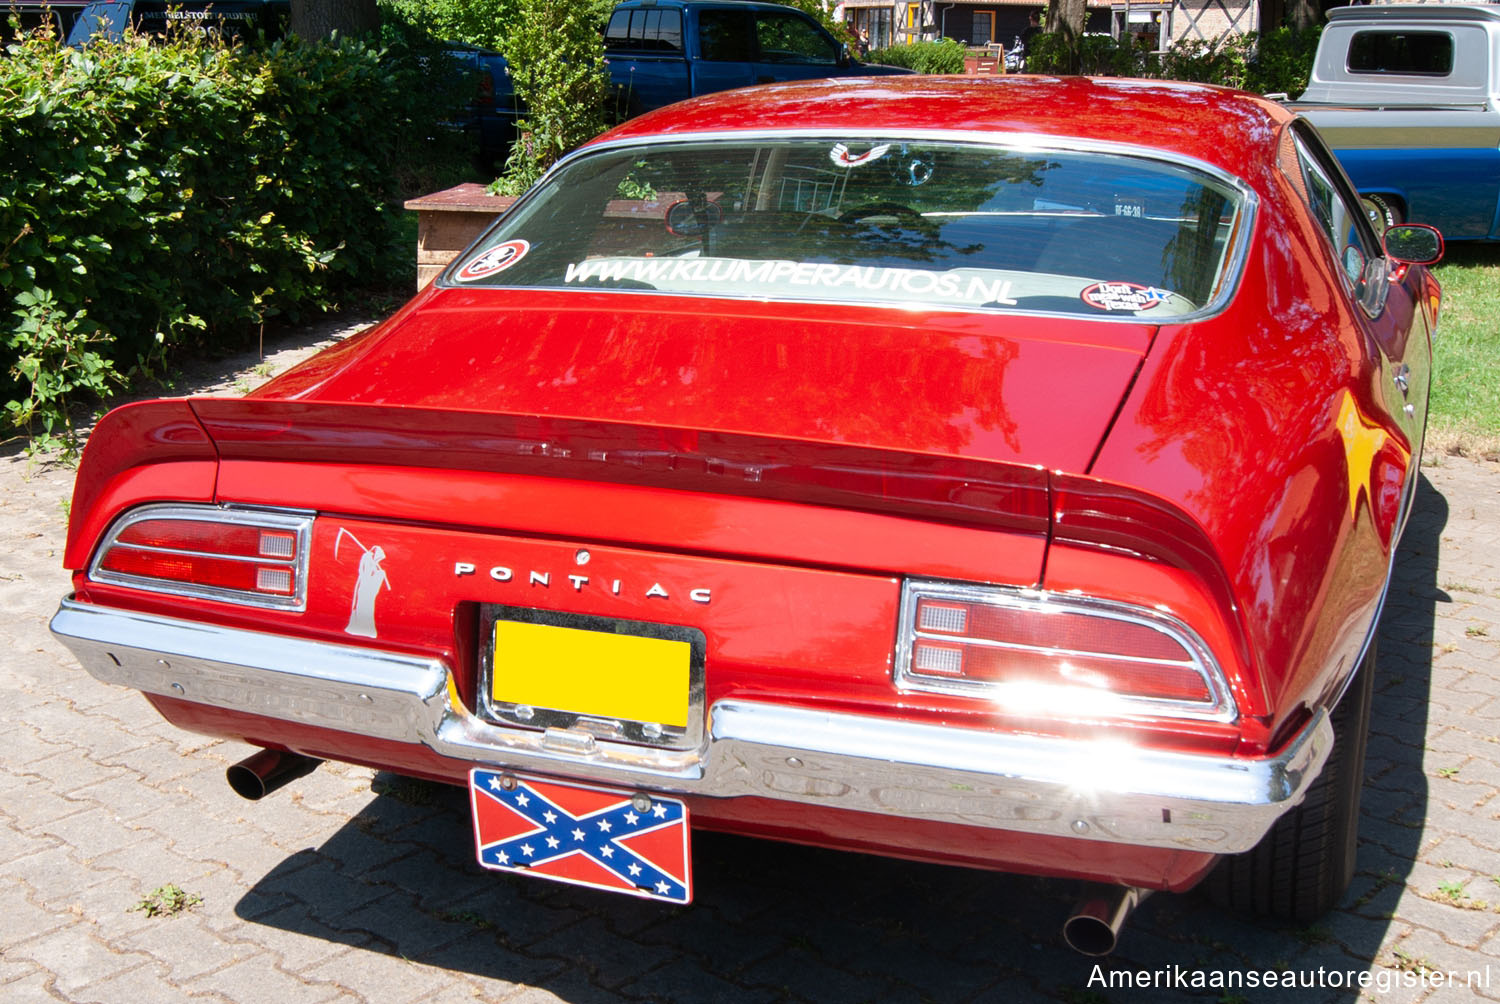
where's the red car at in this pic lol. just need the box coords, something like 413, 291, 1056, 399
51, 76, 1442, 953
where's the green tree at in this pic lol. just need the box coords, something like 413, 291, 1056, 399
292, 0, 381, 39
492, 0, 609, 193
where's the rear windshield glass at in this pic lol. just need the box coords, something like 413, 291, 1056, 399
1347, 30, 1453, 75
450, 139, 1247, 318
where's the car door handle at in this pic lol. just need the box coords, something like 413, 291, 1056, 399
1392, 364, 1410, 396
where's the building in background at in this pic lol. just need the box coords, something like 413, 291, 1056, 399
838, 0, 1261, 54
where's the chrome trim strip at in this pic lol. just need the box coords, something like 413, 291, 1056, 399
51, 598, 1329, 853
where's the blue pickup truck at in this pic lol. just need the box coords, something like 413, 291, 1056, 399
468, 0, 911, 168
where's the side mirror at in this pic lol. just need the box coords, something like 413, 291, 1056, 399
1384, 224, 1443, 266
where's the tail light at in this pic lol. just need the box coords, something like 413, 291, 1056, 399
897, 581, 1235, 721
89, 505, 312, 610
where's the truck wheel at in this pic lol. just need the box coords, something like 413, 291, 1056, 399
1361, 195, 1402, 233
1203, 642, 1374, 922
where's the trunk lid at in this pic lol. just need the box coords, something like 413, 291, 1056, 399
257, 288, 1154, 473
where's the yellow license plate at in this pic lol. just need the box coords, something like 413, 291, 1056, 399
490, 620, 690, 727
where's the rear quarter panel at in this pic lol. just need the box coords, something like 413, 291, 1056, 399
1087, 173, 1425, 743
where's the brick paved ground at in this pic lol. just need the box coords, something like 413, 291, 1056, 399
3, 321, 1498, 1003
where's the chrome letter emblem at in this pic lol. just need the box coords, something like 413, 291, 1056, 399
452, 558, 709, 604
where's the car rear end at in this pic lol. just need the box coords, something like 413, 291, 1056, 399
51, 103, 1329, 909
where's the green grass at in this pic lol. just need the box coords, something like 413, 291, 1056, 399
1429, 244, 1500, 455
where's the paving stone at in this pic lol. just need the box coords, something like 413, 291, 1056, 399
413, 929, 569, 993
0, 969, 72, 1004
1424, 835, 1500, 875
621, 956, 784, 1003
302, 946, 470, 1003
500, 969, 633, 1004
409, 980, 495, 1004
0, 956, 43, 986
120, 915, 259, 982
5, 348, 1500, 1002
37, 806, 155, 864
1394, 892, 1500, 949
183, 955, 349, 1004
73, 962, 235, 1004
523, 914, 679, 991
8, 843, 131, 906
216, 910, 370, 975
8, 926, 152, 997
363, 848, 499, 915
3, 780, 93, 831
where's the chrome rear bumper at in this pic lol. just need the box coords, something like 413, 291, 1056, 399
50, 597, 1330, 853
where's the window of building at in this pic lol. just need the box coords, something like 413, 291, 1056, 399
972, 11, 995, 44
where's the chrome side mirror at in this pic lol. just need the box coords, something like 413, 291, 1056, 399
1384, 224, 1443, 266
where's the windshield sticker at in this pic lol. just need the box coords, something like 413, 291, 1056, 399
829, 143, 892, 169
563, 256, 1019, 306
456, 240, 530, 282
1080, 281, 1173, 312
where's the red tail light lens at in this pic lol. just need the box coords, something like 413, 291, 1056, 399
898, 582, 1234, 721
89, 506, 312, 610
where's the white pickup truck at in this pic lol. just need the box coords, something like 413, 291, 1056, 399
1292, 4, 1500, 240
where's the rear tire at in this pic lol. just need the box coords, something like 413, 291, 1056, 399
1204, 643, 1374, 922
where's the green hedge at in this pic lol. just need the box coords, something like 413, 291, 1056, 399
1, 30, 461, 446
867, 38, 967, 74
1025, 25, 1322, 96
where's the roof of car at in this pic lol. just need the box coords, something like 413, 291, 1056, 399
591, 75, 1294, 189
1326, 3, 1500, 24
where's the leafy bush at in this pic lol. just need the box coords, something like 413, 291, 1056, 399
1023, 26, 1320, 96
1027, 30, 1150, 76
490, 0, 609, 194
1243, 24, 1322, 96
1157, 36, 1250, 89
381, 0, 520, 51
867, 37, 967, 74
0, 30, 462, 446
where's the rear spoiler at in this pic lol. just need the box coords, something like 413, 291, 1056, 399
66, 398, 1242, 667
188, 398, 1054, 535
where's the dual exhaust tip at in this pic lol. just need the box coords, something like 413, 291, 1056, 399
228, 749, 1145, 956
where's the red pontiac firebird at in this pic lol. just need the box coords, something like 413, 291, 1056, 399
52, 76, 1442, 952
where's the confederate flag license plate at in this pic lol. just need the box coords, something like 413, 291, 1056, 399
470, 769, 692, 904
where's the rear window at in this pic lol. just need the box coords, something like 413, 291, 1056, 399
1347, 30, 1453, 75
449, 138, 1248, 319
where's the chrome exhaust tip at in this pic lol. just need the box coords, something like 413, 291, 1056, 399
1062, 884, 1151, 956
226, 749, 322, 800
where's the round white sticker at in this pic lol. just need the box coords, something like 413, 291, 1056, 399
455, 239, 530, 282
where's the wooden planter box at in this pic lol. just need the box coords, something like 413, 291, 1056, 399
404, 184, 517, 289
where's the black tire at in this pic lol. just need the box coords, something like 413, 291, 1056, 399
1361, 194, 1403, 234
1204, 642, 1375, 922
